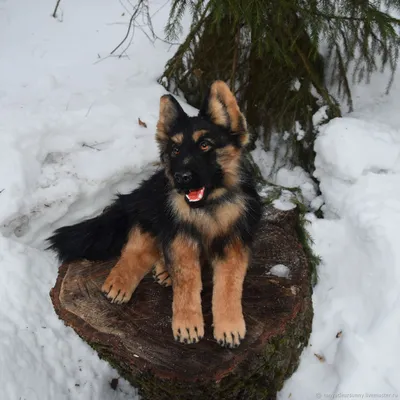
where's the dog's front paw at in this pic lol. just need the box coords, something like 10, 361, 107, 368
152, 261, 172, 287
213, 313, 246, 348
172, 311, 204, 344
101, 270, 137, 304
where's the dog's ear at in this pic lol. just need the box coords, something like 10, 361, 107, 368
199, 80, 249, 147
156, 95, 188, 142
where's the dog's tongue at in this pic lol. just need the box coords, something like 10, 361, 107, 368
186, 187, 205, 202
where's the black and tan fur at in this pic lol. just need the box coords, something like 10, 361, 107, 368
47, 81, 262, 348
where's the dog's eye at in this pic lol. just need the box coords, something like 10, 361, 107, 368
172, 145, 180, 156
200, 141, 210, 151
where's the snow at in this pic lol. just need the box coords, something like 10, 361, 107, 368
1, 0, 400, 399
0, 0, 183, 398
314, 117, 400, 218
252, 141, 318, 207
278, 90, 400, 397
268, 264, 291, 279
272, 190, 297, 211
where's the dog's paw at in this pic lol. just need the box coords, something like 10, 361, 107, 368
213, 313, 246, 348
152, 261, 172, 287
101, 272, 136, 304
172, 311, 204, 344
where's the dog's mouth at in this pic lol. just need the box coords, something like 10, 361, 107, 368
185, 187, 205, 203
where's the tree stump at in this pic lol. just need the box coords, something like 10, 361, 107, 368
50, 205, 313, 400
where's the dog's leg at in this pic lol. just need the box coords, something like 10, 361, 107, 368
212, 240, 248, 348
169, 235, 204, 343
102, 227, 159, 304
152, 257, 172, 287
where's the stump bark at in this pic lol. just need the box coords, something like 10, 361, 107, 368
50, 205, 313, 400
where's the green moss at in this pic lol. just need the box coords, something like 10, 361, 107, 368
261, 183, 321, 286
244, 148, 321, 288
261, 187, 284, 206
290, 196, 321, 287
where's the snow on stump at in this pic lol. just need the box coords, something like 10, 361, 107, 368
50, 205, 313, 400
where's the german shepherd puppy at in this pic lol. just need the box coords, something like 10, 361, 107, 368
47, 81, 262, 348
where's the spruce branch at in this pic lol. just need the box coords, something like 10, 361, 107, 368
335, 45, 353, 111
157, 0, 400, 174
306, 9, 400, 24
160, 2, 211, 81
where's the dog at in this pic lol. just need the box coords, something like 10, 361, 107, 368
47, 80, 262, 348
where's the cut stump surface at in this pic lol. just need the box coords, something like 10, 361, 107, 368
50, 205, 313, 400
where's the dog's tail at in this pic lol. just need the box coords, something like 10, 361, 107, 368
47, 196, 133, 263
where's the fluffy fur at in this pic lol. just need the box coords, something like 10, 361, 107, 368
47, 80, 262, 348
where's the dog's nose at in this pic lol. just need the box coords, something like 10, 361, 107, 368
174, 171, 192, 184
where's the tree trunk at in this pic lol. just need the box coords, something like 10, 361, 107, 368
50, 205, 313, 400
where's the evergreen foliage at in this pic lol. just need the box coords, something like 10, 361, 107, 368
262, 185, 321, 286
155, 0, 400, 174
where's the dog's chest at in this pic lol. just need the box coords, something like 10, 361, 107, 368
169, 193, 246, 243
185, 201, 245, 244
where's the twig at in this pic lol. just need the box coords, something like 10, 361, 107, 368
118, 0, 131, 15
109, 0, 178, 58
106, 22, 131, 26
110, 0, 145, 55
150, 0, 170, 19
134, 22, 155, 44
52, 0, 62, 18
93, 54, 112, 65
153, 33, 180, 47
82, 143, 100, 151
0, 189, 4, 194
85, 103, 94, 117
116, 24, 136, 58
110, 13, 136, 55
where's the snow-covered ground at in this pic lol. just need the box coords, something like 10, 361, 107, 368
1, 0, 400, 399
279, 119, 400, 399
0, 0, 176, 398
